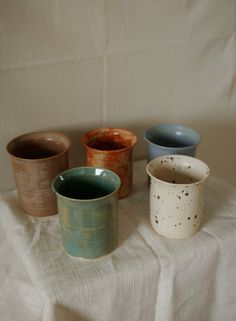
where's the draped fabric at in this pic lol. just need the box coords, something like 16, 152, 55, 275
1, 160, 236, 321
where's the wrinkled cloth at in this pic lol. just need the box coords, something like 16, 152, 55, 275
1, 160, 236, 321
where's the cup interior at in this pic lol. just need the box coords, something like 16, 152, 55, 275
144, 124, 200, 149
81, 128, 137, 151
147, 155, 209, 185
52, 167, 121, 200
7, 132, 70, 160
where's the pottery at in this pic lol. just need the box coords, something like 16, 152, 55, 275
52, 167, 121, 259
144, 124, 200, 161
146, 155, 209, 239
7, 131, 70, 216
81, 128, 137, 198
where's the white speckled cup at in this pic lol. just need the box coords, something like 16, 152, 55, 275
146, 155, 210, 239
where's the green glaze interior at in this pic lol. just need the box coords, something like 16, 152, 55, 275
52, 167, 121, 200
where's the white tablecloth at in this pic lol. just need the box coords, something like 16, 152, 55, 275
1, 160, 236, 321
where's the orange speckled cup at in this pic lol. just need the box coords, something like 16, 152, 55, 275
81, 128, 137, 198
7, 131, 70, 216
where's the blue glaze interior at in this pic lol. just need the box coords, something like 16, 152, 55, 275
52, 167, 120, 200
144, 124, 200, 148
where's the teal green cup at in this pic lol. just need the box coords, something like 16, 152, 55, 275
52, 167, 121, 259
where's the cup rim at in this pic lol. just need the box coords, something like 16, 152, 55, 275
144, 124, 201, 150
81, 127, 137, 153
146, 154, 210, 187
6, 130, 71, 162
51, 166, 121, 202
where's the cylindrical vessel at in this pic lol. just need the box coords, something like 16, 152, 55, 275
146, 155, 209, 239
81, 128, 137, 198
52, 167, 121, 259
144, 124, 200, 161
6, 131, 70, 216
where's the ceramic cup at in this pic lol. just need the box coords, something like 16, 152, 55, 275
52, 167, 121, 259
146, 155, 209, 239
144, 124, 200, 161
81, 128, 137, 198
6, 131, 70, 216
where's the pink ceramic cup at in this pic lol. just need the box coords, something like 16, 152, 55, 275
7, 131, 71, 216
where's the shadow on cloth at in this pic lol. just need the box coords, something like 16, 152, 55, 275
54, 303, 92, 321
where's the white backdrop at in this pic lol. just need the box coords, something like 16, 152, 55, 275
0, 0, 236, 190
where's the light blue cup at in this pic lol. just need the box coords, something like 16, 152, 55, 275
144, 124, 200, 161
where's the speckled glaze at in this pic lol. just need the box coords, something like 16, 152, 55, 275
144, 124, 200, 161
81, 128, 137, 198
6, 131, 70, 216
146, 155, 209, 239
52, 167, 121, 259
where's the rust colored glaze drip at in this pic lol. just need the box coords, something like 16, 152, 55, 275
7, 131, 71, 216
81, 128, 137, 198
